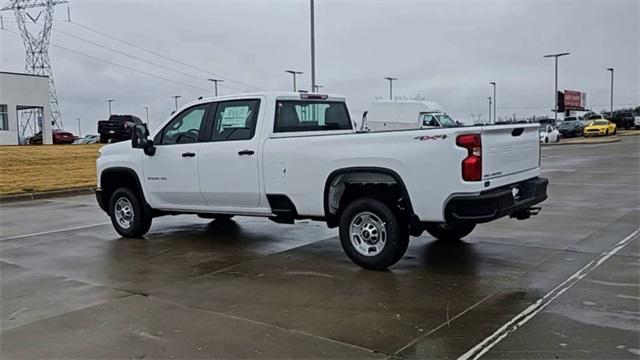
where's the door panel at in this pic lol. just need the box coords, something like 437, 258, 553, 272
143, 143, 202, 207
198, 99, 261, 209
143, 104, 209, 208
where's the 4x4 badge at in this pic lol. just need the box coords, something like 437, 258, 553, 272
414, 134, 448, 141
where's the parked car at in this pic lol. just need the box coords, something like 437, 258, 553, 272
96, 92, 548, 270
584, 116, 617, 136
539, 124, 560, 143
97, 115, 143, 144
26, 129, 75, 145
611, 110, 636, 130
635, 114, 640, 130
73, 134, 101, 144
557, 118, 584, 138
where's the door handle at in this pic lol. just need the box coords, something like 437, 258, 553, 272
238, 149, 255, 156
181, 152, 196, 158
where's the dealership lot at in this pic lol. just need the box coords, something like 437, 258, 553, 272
1, 138, 638, 359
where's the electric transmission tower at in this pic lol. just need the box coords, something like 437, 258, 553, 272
2, 0, 66, 134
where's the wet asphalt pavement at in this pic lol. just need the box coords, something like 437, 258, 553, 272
1, 137, 639, 359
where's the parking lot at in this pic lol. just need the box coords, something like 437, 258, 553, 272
1, 137, 638, 359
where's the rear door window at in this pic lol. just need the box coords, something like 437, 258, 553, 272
209, 100, 260, 141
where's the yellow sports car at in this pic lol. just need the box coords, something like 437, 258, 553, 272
583, 115, 617, 137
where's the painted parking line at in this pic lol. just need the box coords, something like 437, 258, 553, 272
457, 228, 640, 360
0, 222, 110, 241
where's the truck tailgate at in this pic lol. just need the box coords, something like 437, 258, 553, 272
481, 125, 540, 181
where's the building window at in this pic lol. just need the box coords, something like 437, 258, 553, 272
0, 105, 8, 130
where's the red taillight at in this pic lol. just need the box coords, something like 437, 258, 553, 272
456, 134, 482, 181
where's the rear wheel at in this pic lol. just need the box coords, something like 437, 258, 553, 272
613, 128, 617, 135
109, 187, 152, 238
339, 198, 409, 270
545, 137, 549, 143
424, 222, 476, 241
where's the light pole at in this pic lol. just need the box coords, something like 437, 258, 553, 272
75, 117, 81, 137
143, 107, 149, 124
487, 97, 492, 125
171, 95, 182, 112
489, 82, 496, 124
313, 84, 324, 92
208, 78, 224, 96
606, 68, 614, 119
384, 77, 397, 100
285, 70, 303, 92
310, 0, 316, 92
106, 99, 114, 116
543, 52, 570, 122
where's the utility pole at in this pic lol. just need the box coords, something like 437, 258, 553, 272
606, 68, 614, 119
75, 117, 80, 137
285, 70, 303, 92
207, 78, 224, 96
2, 0, 67, 131
543, 52, 570, 122
310, 0, 316, 92
106, 99, 114, 116
171, 95, 182, 112
143, 107, 149, 123
489, 82, 496, 124
487, 96, 492, 125
384, 77, 397, 100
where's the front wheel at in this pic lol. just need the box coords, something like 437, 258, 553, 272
605, 130, 609, 136
424, 222, 476, 241
109, 187, 152, 238
544, 137, 549, 143
339, 198, 409, 270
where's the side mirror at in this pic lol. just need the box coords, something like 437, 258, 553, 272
131, 124, 156, 156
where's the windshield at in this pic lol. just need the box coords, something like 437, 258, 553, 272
559, 121, 577, 128
435, 114, 457, 127
593, 120, 608, 126
588, 115, 603, 120
564, 117, 576, 121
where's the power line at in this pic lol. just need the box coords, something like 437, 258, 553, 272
51, 27, 244, 92
2, 27, 212, 92
66, 20, 263, 91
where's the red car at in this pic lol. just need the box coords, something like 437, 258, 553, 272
27, 130, 76, 145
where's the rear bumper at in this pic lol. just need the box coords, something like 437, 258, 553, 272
444, 177, 548, 224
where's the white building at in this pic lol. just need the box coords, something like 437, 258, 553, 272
0, 71, 53, 145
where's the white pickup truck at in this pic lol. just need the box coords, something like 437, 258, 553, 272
96, 92, 548, 270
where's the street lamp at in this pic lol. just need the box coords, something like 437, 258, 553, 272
384, 77, 397, 100
310, 0, 316, 92
207, 78, 224, 96
285, 70, 303, 92
75, 117, 81, 137
143, 107, 149, 124
106, 99, 114, 116
171, 95, 182, 112
489, 82, 496, 124
487, 97, 492, 125
313, 84, 324, 92
606, 68, 614, 119
543, 52, 570, 122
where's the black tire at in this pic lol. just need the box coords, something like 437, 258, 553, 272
109, 187, 152, 238
544, 137, 549, 143
338, 198, 409, 270
100, 135, 108, 144
613, 128, 617, 135
555, 135, 560, 143
424, 222, 476, 241
605, 130, 609, 136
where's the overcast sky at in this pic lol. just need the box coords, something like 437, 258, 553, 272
1, 0, 638, 134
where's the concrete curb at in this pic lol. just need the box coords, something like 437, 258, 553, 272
545, 138, 621, 146
618, 131, 640, 137
0, 187, 95, 204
